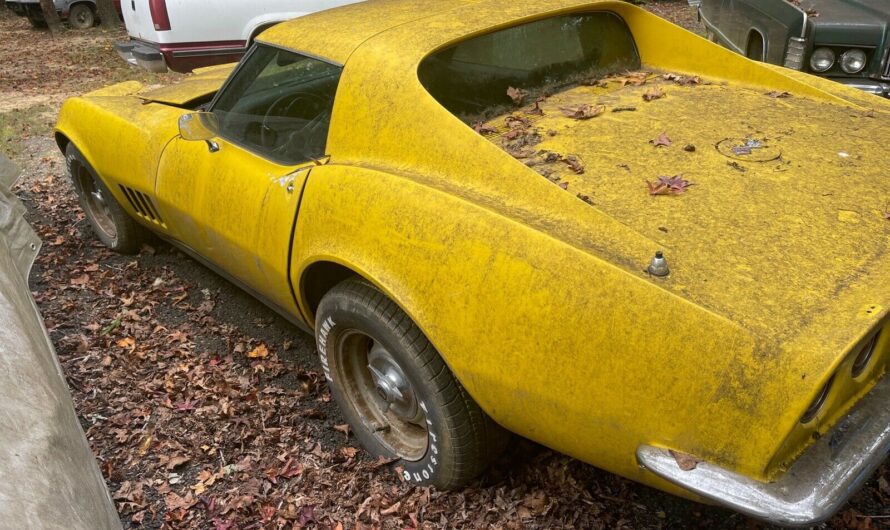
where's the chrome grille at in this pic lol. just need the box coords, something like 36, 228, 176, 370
883, 46, 890, 78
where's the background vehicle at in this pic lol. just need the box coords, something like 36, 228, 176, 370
114, 0, 361, 73
699, 0, 890, 97
0, 155, 121, 530
5, 0, 121, 29
56, 0, 890, 525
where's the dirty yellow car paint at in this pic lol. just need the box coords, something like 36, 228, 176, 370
55, 0, 890, 517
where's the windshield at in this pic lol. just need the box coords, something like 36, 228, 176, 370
418, 12, 640, 123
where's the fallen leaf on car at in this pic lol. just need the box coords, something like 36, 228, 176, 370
525, 97, 546, 116
472, 121, 497, 135
247, 344, 269, 358
506, 86, 526, 105
650, 132, 672, 147
562, 155, 584, 174
647, 175, 693, 196
663, 73, 701, 86
642, 87, 665, 102
766, 91, 791, 98
560, 104, 605, 120
576, 193, 593, 205
669, 450, 701, 471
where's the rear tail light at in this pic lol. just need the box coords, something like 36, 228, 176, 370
800, 376, 834, 424
851, 333, 880, 378
148, 0, 170, 31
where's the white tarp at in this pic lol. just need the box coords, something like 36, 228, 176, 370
0, 154, 122, 530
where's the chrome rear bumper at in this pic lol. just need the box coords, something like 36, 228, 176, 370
638, 375, 890, 527
114, 41, 168, 73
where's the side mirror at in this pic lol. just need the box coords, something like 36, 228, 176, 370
178, 112, 219, 142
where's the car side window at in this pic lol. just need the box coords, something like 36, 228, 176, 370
212, 45, 341, 165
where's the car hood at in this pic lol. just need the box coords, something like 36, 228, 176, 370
807, 0, 889, 43
481, 74, 890, 344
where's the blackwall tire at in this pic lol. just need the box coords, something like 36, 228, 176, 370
316, 278, 509, 489
66, 143, 148, 254
68, 4, 95, 29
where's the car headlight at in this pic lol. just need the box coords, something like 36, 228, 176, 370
810, 47, 836, 73
839, 49, 867, 74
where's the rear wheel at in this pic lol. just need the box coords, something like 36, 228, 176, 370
68, 4, 95, 29
316, 278, 509, 488
66, 143, 148, 253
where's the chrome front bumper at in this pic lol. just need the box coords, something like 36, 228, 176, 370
831, 77, 890, 98
638, 374, 890, 527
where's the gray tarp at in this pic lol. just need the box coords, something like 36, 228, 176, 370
0, 155, 121, 530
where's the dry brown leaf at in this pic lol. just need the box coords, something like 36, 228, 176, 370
560, 104, 605, 120
650, 132, 672, 147
670, 449, 701, 471
506, 86, 526, 105
69, 273, 89, 286
647, 174, 693, 196
247, 344, 269, 358
340, 446, 359, 458
766, 90, 792, 98
563, 155, 584, 174
642, 87, 665, 102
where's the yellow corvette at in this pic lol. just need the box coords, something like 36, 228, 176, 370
55, 0, 890, 525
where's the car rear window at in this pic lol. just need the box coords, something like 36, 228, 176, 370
418, 12, 640, 123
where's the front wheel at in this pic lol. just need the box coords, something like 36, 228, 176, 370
316, 278, 508, 489
68, 4, 95, 29
66, 143, 148, 253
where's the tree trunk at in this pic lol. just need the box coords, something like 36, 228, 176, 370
96, 0, 121, 29
37, 0, 62, 34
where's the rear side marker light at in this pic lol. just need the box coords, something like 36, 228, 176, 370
800, 376, 834, 424
851, 333, 880, 378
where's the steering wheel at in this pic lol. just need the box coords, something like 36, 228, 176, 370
260, 92, 327, 149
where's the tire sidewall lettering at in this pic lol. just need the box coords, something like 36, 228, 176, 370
316, 316, 335, 381
401, 399, 440, 485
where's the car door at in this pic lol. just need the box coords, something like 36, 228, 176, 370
155, 44, 341, 315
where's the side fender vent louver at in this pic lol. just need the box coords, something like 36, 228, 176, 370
119, 185, 165, 226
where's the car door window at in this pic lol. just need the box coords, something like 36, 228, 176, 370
212, 45, 341, 165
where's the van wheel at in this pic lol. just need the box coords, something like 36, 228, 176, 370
68, 4, 95, 29
315, 278, 509, 489
66, 143, 148, 254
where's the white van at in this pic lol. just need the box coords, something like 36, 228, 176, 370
115, 0, 360, 73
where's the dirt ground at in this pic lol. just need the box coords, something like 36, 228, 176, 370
1, 2, 888, 529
